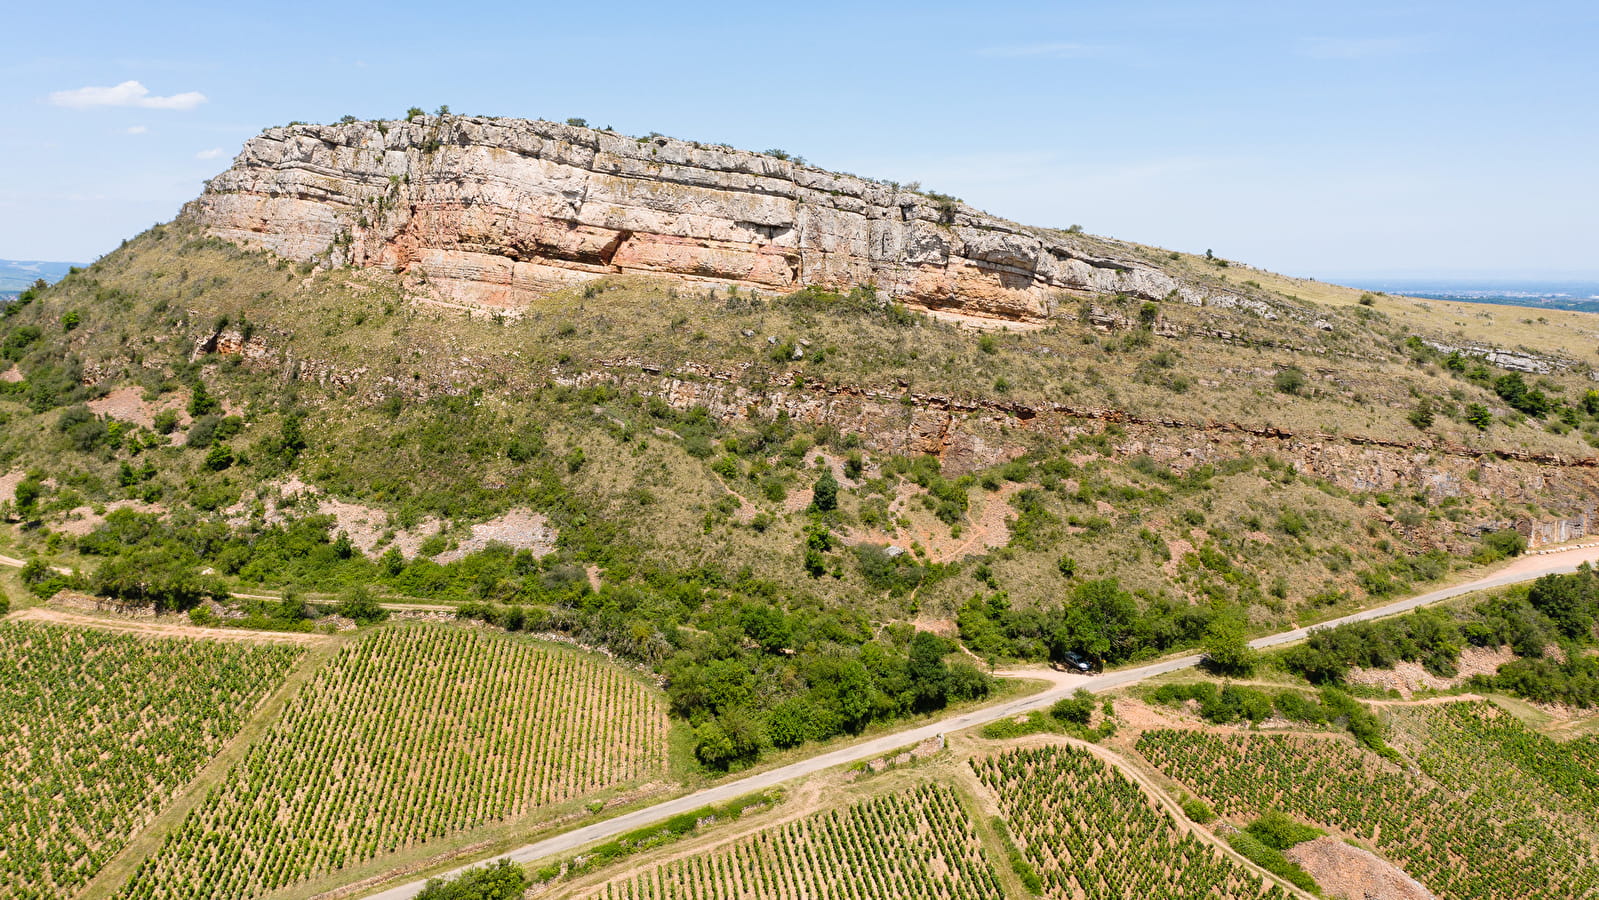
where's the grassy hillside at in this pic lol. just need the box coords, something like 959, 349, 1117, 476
0, 218, 1595, 778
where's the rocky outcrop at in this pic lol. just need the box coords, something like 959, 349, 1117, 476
537, 355, 1599, 540
188, 117, 1247, 323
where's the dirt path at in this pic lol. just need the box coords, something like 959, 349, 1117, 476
230, 591, 457, 613
10, 607, 334, 645
0, 553, 74, 575
1158, 675, 1486, 708
1364, 694, 1484, 707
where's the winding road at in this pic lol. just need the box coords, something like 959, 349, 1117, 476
361, 541, 1599, 899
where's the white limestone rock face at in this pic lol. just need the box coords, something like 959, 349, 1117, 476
189, 116, 1247, 322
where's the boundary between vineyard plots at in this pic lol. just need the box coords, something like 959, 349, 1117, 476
944, 763, 1046, 899
1484, 691, 1599, 740
77, 637, 347, 900
536, 755, 996, 900
958, 732, 1319, 900
531, 761, 884, 898
0, 619, 306, 899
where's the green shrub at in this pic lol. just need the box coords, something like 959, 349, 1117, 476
1407, 399, 1435, 429
1272, 691, 1328, 723
1050, 689, 1095, 726
1246, 809, 1324, 849
1276, 509, 1309, 537
416, 860, 526, 900
991, 817, 1042, 895
1200, 621, 1259, 677
1475, 528, 1527, 564
1226, 830, 1320, 893
1273, 367, 1308, 396
334, 586, 388, 624
1465, 403, 1493, 430
981, 713, 1056, 740
811, 467, 839, 511
1176, 792, 1215, 823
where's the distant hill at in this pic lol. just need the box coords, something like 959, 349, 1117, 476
1349, 278, 1599, 314
0, 259, 83, 292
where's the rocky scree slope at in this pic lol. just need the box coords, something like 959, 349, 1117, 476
190, 116, 1272, 324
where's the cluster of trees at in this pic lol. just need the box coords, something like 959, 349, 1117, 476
1278, 607, 1464, 683
1405, 336, 1599, 431
957, 578, 1217, 665
1466, 567, 1599, 705
667, 624, 990, 769
1278, 566, 1599, 707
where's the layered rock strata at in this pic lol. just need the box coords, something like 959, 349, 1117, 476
189, 117, 1241, 322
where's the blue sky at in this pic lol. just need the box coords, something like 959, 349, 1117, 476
2, 0, 1595, 280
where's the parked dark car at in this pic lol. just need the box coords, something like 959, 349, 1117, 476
1061, 651, 1094, 673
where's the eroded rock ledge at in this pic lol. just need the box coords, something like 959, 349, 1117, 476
189, 116, 1245, 323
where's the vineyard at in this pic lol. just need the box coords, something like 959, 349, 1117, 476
118, 625, 668, 900
971, 744, 1290, 900
0, 621, 302, 900
575, 784, 1004, 900
1386, 701, 1599, 817
1137, 728, 1599, 899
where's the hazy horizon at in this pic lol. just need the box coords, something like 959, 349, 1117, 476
3, 1, 1595, 279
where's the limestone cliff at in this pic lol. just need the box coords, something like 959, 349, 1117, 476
189, 117, 1242, 323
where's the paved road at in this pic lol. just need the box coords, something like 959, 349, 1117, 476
362, 542, 1599, 899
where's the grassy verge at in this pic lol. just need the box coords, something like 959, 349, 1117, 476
529, 789, 785, 885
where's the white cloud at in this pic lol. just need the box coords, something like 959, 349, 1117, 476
125, 125, 147, 135
50, 80, 207, 111
195, 147, 225, 160
978, 42, 1105, 60
1298, 37, 1424, 60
